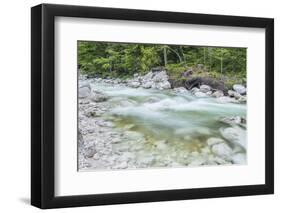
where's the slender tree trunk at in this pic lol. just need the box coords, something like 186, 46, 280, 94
167, 46, 182, 63
208, 48, 212, 71
220, 56, 223, 74
203, 47, 206, 65
180, 46, 187, 67
163, 46, 168, 66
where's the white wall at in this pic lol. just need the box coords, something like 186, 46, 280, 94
0, 0, 279, 212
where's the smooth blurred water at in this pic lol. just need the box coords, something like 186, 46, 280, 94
90, 81, 247, 160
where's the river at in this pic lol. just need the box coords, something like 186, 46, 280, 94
79, 79, 247, 170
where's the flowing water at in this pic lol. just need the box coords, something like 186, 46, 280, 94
86, 81, 247, 167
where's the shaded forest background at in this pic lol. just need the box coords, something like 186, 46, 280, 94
78, 41, 247, 88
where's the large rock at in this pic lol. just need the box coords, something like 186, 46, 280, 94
79, 86, 91, 98
231, 153, 246, 164
212, 90, 224, 98
142, 81, 153, 89
228, 90, 241, 99
211, 143, 233, 159
128, 81, 141, 88
142, 71, 154, 82
185, 77, 226, 92
84, 146, 96, 158
200, 85, 211, 93
152, 71, 169, 82
220, 127, 246, 149
190, 87, 200, 94
156, 81, 171, 90
89, 91, 108, 102
238, 96, 247, 103
233, 84, 246, 95
194, 91, 208, 98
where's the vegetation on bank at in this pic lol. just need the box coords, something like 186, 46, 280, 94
78, 41, 247, 88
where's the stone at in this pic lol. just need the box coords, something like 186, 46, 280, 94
142, 81, 153, 89
152, 71, 169, 82
79, 87, 91, 98
139, 156, 155, 165
188, 157, 207, 166
157, 81, 171, 89
207, 137, 225, 146
190, 87, 200, 94
211, 143, 233, 159
114, 161, 128, 169
216, 96, 238, 104
199, 85, 211, 93
238, 96, 247, 103
219, 116, 242, 125
155, 140, 168, 150
194, 91, 208, 98
78, 130, 84, 145
173, 87, 188, 94
220, 127, 246, 149
89, 91, 108, 102
233, 84, 246, 95
212, 90, 224, 98
181, 69, 193, 78
84, 147, 96, 158
129, 81, 141, 88
228, 90, 241, 99
231, 153, 246, 164
142, 71, 154, 82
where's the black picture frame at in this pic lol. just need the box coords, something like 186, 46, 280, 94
31, 3, 274, 209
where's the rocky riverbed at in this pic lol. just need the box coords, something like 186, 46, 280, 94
78, 71, 247, 171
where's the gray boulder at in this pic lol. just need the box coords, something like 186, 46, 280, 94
211, 143, 233, 159
142, 71, 154, 82
190, 87, 200, 94
220, 127, 246, 149
173, 87, 188, 94
212, 90, 224, 98
199, 85, 211, 93
79, 87, 91, 98
142, 81, 153, 89
228, 90, 241, 99
233, 84, 246, 95
128, 81, 141, 88
152, 71, 169, 82
156, 81, 171, 90
231, 153, 246, 164
89, 91, 108, 102
194, 91, 208, 98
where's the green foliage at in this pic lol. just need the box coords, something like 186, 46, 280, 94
78, 41, 247, 87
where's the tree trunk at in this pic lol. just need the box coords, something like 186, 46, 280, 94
168, 46, 182, 63
208, 48, 212, 71
163, 46, 168, 66
220, 56, 223, 74
203, 47, 206, 65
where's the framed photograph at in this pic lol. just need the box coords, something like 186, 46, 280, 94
31, 3, 274, 209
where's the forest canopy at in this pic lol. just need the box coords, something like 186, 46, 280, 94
78, 41, 247, 86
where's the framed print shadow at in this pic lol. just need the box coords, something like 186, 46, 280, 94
31, 3, 274, 209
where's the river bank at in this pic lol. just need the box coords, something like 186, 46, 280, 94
78, 71, 247, 171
